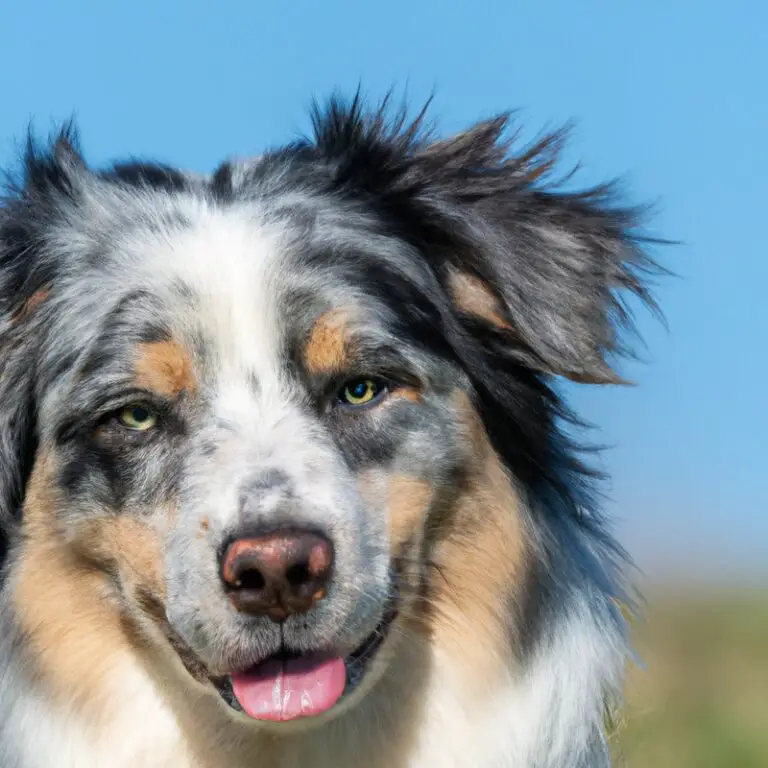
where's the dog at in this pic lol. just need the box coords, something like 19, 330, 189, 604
0, 95, 660, 767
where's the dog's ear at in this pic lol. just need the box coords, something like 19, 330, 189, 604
0, 128, 84, 554
411, 120, 661, 385
0, 313, 38, 559
0, 224, 41, 557
313, 99, 661, 384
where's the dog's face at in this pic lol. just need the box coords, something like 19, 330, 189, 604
29, 209, 473, 720
0, 102, 655, 728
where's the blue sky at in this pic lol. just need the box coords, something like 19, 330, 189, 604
2, 1, 766, 581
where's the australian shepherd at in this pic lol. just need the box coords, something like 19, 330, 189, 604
0, 95, 661, 767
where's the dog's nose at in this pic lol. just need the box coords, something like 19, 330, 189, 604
220, 530, 333, 622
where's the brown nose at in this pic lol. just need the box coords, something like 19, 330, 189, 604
220, 530, 333, 622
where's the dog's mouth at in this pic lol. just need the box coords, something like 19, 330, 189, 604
210, 595, 399, 722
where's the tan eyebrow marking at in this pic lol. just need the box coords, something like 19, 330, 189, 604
134, 339, 196, 396
303, 308, 351, 375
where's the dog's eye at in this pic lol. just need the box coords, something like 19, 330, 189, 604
117, 404, 158, 431
337, 378, 387, 408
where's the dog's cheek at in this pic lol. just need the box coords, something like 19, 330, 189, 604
22, 448, 171, 621
354, 470, 433, 560
414, 390, 529, 681
386, 475, 433, 561
69, 510, 172, 612
11, 452, 158, 711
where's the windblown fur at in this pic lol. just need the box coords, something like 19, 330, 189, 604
0, 94, 662, 767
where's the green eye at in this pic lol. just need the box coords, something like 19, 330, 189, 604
117, 404, 157, 431
338, 378, 386, 407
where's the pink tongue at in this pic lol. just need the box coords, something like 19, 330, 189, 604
231, 655, 346, 721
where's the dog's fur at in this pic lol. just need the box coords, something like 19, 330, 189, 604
0, 95, 660, 767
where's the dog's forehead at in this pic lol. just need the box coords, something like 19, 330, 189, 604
140, 206, 291, 379
49, 187, 404, 392
144, 212, 392, 370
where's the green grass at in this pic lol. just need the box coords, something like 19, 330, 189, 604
613, 591, 768, 767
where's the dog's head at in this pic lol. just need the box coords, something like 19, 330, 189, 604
0, 99, 656, 727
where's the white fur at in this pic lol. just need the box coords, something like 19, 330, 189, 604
3, 659, 190, 768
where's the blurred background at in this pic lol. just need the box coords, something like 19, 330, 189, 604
2, 1, 766, 764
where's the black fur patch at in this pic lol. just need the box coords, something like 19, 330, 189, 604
102, 162, 190, 193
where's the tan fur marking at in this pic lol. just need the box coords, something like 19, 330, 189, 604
14, 453, 168, 714
424, 390, 527, 684
135, 339, 195, 397
390, 386, 421, 403
387, 475, 432, 551
304, 309, 350, 374
446, 269, 512, 330
72, 517, 167, 602
11, 288, 50, 322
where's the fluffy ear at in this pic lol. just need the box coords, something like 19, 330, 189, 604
0, 127, 82, 556
415, 121, 662, 384
0, 310, 38, 558
313, 98, 662, 384
0, 240, 42, 559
